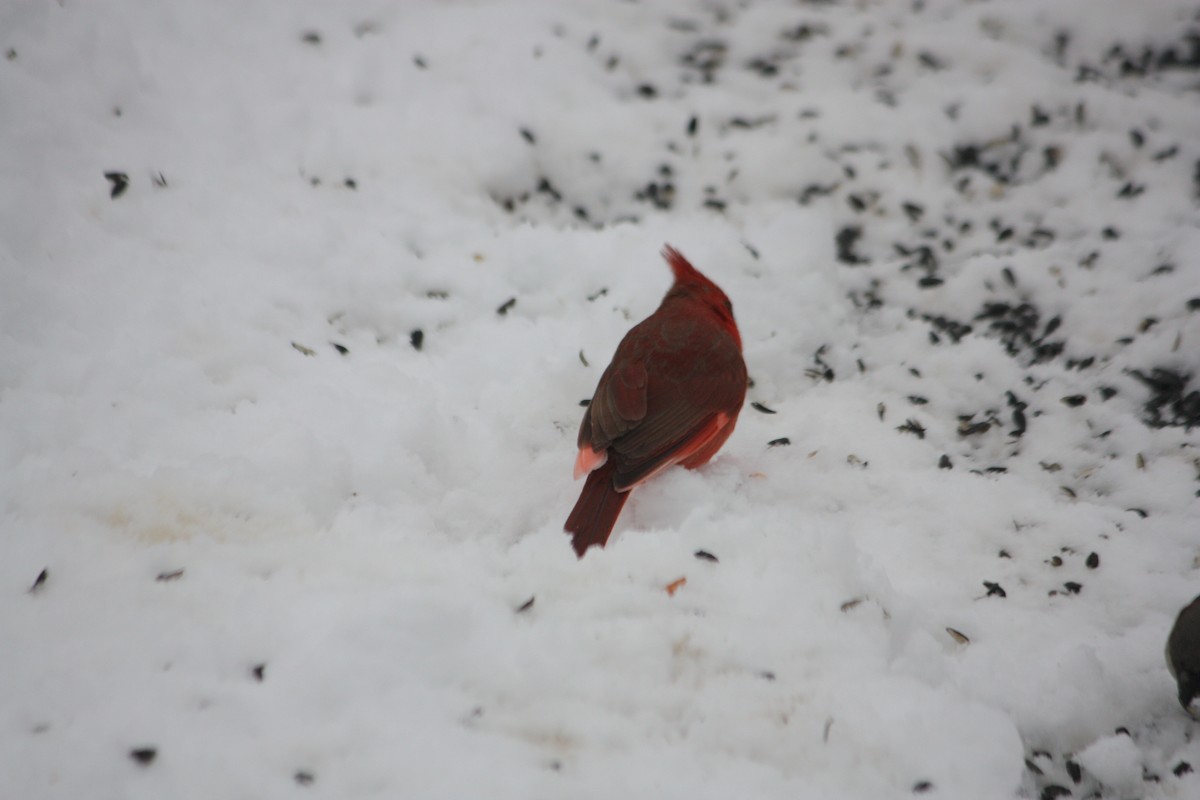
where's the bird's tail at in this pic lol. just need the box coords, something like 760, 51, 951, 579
564, 459, 629, 557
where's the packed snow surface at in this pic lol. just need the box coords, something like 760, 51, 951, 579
2, 1, 1199, 798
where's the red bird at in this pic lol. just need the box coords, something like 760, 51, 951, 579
565, 245, 748, 557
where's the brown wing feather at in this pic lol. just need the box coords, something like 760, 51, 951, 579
578, 326, 652, 451
610, 365, 744, 488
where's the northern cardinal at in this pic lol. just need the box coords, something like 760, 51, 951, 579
565, 245, 748, 557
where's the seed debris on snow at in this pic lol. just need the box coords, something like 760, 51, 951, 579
28, 568, 48, 594
103, 171, 129, 198
129, 747, 157, 766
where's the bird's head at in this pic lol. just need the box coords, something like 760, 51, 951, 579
661, 245, 742, 349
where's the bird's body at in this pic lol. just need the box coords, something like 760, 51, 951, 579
565, 246, 747, 557
1167, 594, 1200, 718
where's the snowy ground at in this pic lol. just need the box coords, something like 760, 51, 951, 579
2, 0, 1200, 797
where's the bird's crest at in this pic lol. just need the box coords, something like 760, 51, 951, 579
662, 244, 713, 288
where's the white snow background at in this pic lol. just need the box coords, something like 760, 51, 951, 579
2, 0, 1199, 798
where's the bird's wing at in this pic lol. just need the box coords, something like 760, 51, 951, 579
578, 358, 648, 451
609, 365, 744, 490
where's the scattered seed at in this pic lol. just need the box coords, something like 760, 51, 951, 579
751, 401, 776, 414
1126, 507, 1148, 518
946, 627, 970, 644
1063, 582, 1082, 594
877, 402, 886, 421
1010, 406, 1027, 437
1041, 785, 1070, 800
519, 127, 536, 144
1174, 761, 1193, 777
1066, 759, 1082, 783
694, 550, 719, 563
835, 225, 866, 264
767, 437, 790, 447
301, 31, 321, 45
983, 581, 1007, 598
331, 343, 349, 355
841, 597, 864, 612
29, 568, 48, 593
1117, 181, 1144, 198
938, 454, 953, 469
665, 577, 687, 596
516, 596, 535, 613
252, 663, 266, 681
294, 770, 315, 786
958, 420, 990, 436
409, 329, 424, 351
291, 342, 316, 357
155, 569, 184, 582
758, 670, 776, 681
1153, 144, 1179, 161
579, 399, 590, 407
1086, 552, 1099, 569
496, 297, 517, 315
1049, 556, 1063, 567
104, 171, 130, 199
913, 780, 934, 794
897, 419, 926, 438
129, 747, 157, 766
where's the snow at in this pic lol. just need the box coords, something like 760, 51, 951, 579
1078, 733, 1146, 797
2, 0, 1199, 798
